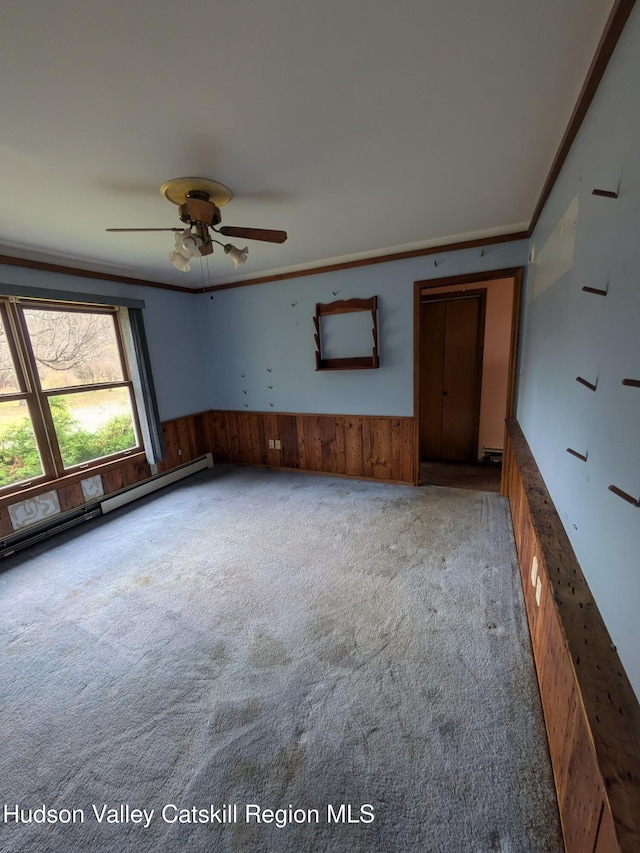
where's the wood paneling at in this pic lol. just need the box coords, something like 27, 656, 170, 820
120, 459, 152, 489
208, 410, 415, 484
0, 507, 13, 538
1, 408, 413, 543
101, 467, 125, 495
596, 806, 622, 853
0, 412, 210, 529
57, 481, 85, 513
503, 418, 640, 853
158, 410, 212, 472
0, 452, 150, 510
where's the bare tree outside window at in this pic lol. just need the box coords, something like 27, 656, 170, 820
23, 310, 123, 388
0, 300, 141, 490
0, 315, 20, 394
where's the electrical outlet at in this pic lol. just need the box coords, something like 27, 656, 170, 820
268, 439, 275, 449
275, 440, 281, 450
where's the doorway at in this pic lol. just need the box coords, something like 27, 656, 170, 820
420, 290, 486, 462
413, 267, 524, 489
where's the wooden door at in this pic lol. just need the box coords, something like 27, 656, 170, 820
420, 292, 485, 462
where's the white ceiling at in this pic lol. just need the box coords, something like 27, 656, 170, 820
0, 1, 614, 290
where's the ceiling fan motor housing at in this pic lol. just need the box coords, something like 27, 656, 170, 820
106, 179, 286, 259
179, 191, 222, 227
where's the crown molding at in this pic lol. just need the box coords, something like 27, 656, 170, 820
0, 254, 193, 294
528, 0, 636, 235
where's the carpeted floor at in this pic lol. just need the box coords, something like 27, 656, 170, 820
0, 465, 562, 852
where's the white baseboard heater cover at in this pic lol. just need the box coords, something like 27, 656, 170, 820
101, 453, 213, 514
0, 455, 213, 559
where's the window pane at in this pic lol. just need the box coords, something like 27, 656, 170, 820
49, 388, 138, 468
0, 314, 20, 394
23, 309, 124, 390
0, 401, 44, 487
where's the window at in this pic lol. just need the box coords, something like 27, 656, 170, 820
0, 298, 143, 492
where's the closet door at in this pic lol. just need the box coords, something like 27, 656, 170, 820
420, 293, 484, 462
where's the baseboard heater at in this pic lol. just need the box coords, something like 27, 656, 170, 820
1, 506, 103, 559
482, 447, 503, 464
1, 454, 213, 559
101, 453, 213, 514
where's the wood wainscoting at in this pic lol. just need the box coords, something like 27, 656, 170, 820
0, 409, 415, 538
0, 412, 212, 540
208, 410, 416, 484
158, 410, 213, 472
503, 419, 640, 853
0, 454, 153, 539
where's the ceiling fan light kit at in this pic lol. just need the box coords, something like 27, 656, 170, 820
106, 176, 287, 274
169, 250, 192, 272
224, 244, 249, 268
175, 229, 203, 255
169, 229, 205, 272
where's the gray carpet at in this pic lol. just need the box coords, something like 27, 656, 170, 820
0, 465, 562, 852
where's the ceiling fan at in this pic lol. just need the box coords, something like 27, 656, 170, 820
106, 177, 287, 271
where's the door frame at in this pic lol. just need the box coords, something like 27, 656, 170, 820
419, 288, 487, 464
412, 267, 524, 487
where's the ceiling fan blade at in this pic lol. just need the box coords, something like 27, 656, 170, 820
218, 226, 287, 244
105, 227, 182, 232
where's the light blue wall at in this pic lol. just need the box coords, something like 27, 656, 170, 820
201, 241, 527, 416
0, 264, 210, 421
517, 6, 640, 699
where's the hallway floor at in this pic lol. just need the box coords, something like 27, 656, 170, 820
420, 460, 502, 493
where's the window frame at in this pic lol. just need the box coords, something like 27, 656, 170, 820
0, 296, 144, 495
